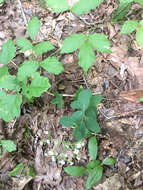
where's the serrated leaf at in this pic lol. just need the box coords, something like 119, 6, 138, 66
61, 34, 87, 53
17, 60, 39, 81
0, 40, 16, 65
88, 34, 111, 53
86, 165, 103, 189
60, 116, 74, 127
121, 20, 138, 34
33, 41, 55, 55
16, 38, 33, 52
71, 0, 102, 15
102, 157, 116, 165
9, 163, 24, 177
27, 16, 41, 40
78, 89, 92, 111
112, 3, 131, 22
46, 0, 69, 13
86, 160, 101, 169
136, 26, 143, 46
64, 166, 86, 177
0, 75, 20, 91
40, 56, 64, 74
89, 95, 102, 107
74, 122, 86, 141
0, 91, 22, 122
28, 72, 51, 97
51, 92, 64, 109
78, 41, 96, 73
88, 137, 98, 160
1, 140, 16, 152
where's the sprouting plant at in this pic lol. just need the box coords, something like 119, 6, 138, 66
64, 136, 116, 190
60, 89, 102, 141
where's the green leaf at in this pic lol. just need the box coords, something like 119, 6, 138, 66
51, 92, 64, 109
33, 41, 55, 55
85, 165, 103, 189
71, 111, 84, 124
78, 41, 96, 73
61, 34, 87, 53
1, 140, 16, 152
9, 163, 24, 177
0, 75, 20, 91
120, 0, 133, 3
88, 137, 98, 160
28, 72, 51, 97
0, 40, 16, 65
78, 89, 92, 112
27, 16, 41, 41
136, 26, 143, 46
64, 166, 86, 177
86, 160, 101, 169
46, 0, 69, 13
85, 116, 100, 133
85, 107, 98, 118
74, 122, 86, 141
139, 97, 143, 102
17, 60, 39, 81
71, 0, 102, 15
112, 3, 131, 22
121, 20, 138, 34
88, 34, 111, 53
0, 66, 9, 78
16, 38, 33, 52
40, 56, 64, 75
60, 116, 74, 127
0, 0, 4, 4
0, 91, 22, 122
89, 95, 102, 107
134, 0, 143, 5
102, 157, 116, 165
29, 165, 35, 177
70, 100, 81, 109
74, 86, 83, 100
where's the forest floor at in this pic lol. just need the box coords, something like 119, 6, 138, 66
0, 0, 143, 190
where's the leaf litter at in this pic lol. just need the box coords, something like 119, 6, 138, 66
0, 0, 143, 190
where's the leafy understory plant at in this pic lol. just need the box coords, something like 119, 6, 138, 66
0, 140, 16, 152
121, 19, 143, 46
64, 136, 116, 190
0, 16, 64, 122
60, 89, 102, 141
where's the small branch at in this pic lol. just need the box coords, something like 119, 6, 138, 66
17, 0, 28, 26
83, 74, 89, 88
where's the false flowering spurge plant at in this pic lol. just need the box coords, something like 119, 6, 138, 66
64, 136, 116, 190
60, 89, 102, 141
0, 16, 64, 122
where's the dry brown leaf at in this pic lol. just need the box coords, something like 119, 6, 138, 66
120, 89, 143, 103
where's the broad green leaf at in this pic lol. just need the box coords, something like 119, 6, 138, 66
28, 73, 51, 97
74, 122, 86, 141
46, 0, 69, 13
88, 137, 98, 160
112, 3, 131, 22
86, 165, 103, 189
0, 0, 4, 3
86, 160, 101, 169
33, 41, 55, 55
0, 91, 22, 122
51, 92, 64, 108
140, 97, 143, 101
85, 116, 100, 133
16, 38, 33, 52
78, 41, 96, 73
17, 60, 39, 81
61, 34, 87, 53
0, 66, 9, 78
27, 16, 41, 41
1, 140, 16, 152
71, 0, 102, 15
60, 116, 74, 127
70, 100, 81, 109
64, 166, 86, 177
78, 89, 92, 112
120, 0, 133, 3
135, 0, 143, 5
102, 157, 116, 165
74, 86, 83, 100
71, 111, 84, 124
136, 26, 143, 46
88, 34, 111, 53
9, 163, 24, 177
89, 95, 102, 107
85, 107, 98, 118
0, 75, 20, 91
0, 40, 16, 65
40, 57, 64, 74
139, 20, 143, 27
121, 20, 138, 34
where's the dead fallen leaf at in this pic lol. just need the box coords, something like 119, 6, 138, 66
120, 89, 143, 103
